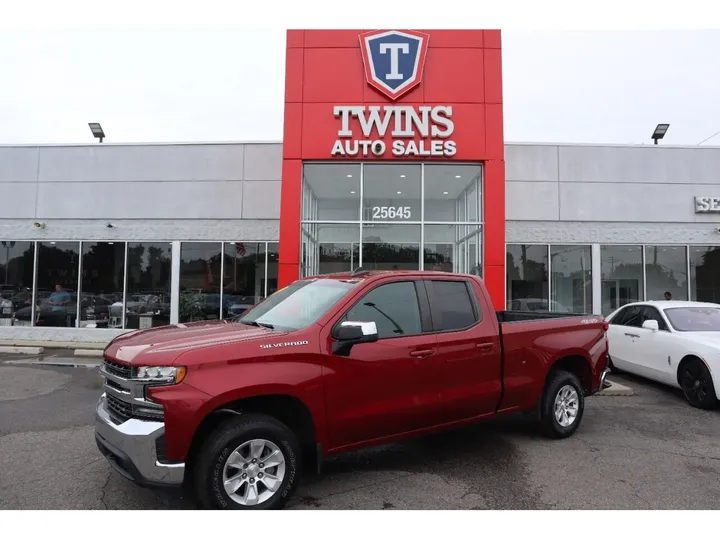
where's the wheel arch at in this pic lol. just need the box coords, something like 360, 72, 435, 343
546, 354, 593, 395
676, 353, 714, 387
185, 393, 319, 483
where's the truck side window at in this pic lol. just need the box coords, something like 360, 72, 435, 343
344, 281, 422, 339
428, 280, 479, 331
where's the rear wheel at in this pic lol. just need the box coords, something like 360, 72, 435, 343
679, 358, 718, 410
539, 370, 585, 439
193, 413, 302, 510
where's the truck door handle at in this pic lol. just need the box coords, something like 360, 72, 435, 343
410, 349, 435, 358
476, 342, 495, 352
624, 333, 640, 338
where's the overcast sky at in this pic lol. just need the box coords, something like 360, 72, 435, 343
1, 28, 719, 146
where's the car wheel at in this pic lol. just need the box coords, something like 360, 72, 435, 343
539, 370, 585, 439
194, 413, 302, 510
679, 358, 718, 410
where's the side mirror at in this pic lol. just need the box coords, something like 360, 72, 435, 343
332, 321, 378, 356
642, 319, 659, 332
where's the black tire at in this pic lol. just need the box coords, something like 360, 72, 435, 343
679, 358, 718, 410
539, 370, 585, 439
194, 413, 302, 510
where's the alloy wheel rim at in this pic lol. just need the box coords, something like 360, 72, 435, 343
681, 366, 709, 404
222, 438, 286, 506
553, 385, 579, 428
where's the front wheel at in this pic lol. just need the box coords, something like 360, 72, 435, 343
679, 359, 718, 410
193, 413, 302, 510
539, 370, 585, 439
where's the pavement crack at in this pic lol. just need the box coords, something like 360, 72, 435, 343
99, 471, 111, 510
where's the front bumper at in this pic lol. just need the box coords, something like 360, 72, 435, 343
94, 395, 185, 488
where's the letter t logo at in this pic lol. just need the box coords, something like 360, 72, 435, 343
379, 43, 409, 80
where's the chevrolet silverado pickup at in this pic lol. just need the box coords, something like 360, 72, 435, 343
95, 269, 610, 510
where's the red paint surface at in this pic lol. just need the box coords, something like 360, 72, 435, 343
279, 29, 506, 307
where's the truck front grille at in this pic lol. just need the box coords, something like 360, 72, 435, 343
103, 358, 132, 379
106, 393, 132, 423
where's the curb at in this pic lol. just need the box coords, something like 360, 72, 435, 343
5, 358, 99, 369
0, 346, 44, 355
597, 380, 634, 396
74, 349, 104, 358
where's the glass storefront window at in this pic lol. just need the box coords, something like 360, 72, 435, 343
126, 242, 172, 329
223, 242, 266, 319
506, 244, 549, 311
424, 225, 482, 274
0, 241, 34, 326
690, 246, 720, 303
363, 164, 421, 223
423, 164, 482, 222
645, 245, 688, 301
303, 164, 361, 221
362, 225, 421, 270
80, 242, 126, 329
266, 243, 279, 297
550, 245, 592, 313
302, 224, 360, 277
179, 242, 222, 322
601, 245, 643, 315
30, 242, 80, 328
299, 162, 484, 276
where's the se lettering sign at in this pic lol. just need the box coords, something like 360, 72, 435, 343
694, 196, 720, 213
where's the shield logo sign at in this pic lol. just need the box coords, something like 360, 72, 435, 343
359, 30, 430, 101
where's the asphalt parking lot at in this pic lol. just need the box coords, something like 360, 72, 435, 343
1, 353, 720, 510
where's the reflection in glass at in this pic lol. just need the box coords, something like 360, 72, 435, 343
0, 241, 34, 326
601, 245, 643, 315
424, 225, 482, 274
28, 242, 80, 327
179, 242, 222, 322
690, 246, 720, 303
362, 225, 420, 270
303, 163, 361, 221
126, 243, 172, 329
223, 242, 266, 319
506, 245, 549, 311
363, 164, 421, 223
423, 164, 482, 222
550, 245, 592, 313
645, 246, 688, 301
80, 242, 125, 328
301, 224, 360, 277
266, 243, 279, 297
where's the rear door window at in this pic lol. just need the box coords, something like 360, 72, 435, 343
426, 280, 480, 332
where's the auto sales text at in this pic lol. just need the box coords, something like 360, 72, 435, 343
331, 105, 456, 158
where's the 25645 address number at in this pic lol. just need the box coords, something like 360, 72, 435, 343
372, 206, 412, 219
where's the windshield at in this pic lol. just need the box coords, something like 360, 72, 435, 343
664, 307, 720, 332
237, 278, 358, 331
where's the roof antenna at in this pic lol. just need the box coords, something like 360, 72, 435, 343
351, 266, 370, 277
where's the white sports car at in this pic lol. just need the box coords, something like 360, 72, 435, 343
606, 300, 720, 410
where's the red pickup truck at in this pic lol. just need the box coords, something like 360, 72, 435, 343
95, 270, 609, 510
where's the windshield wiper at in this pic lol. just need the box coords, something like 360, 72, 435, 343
239, 320, 275, 330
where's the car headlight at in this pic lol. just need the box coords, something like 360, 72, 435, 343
134, 365, 187, 384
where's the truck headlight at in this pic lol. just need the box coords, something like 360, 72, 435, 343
134, 366, 187, 384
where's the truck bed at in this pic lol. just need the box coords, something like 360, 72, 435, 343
496, 310, 594, 323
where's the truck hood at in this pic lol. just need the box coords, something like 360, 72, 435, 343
105, 320, 284, 365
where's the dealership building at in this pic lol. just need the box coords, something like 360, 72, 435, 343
2, 29, 720, 344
